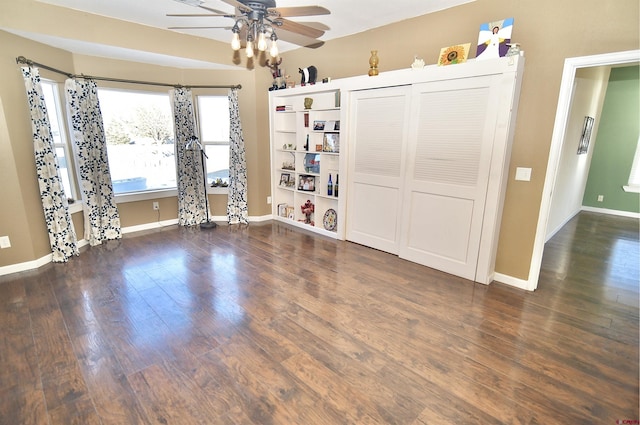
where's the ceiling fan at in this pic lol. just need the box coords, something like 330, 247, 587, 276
168, 0, 331, 57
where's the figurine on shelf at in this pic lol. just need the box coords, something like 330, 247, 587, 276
299, 66, 317, 86
267, 57, 286, 91
301, 199, 315, 225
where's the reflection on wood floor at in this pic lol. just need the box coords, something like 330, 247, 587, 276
1, 211, 638, 424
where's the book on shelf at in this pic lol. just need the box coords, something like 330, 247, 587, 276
275, 105, 293, 112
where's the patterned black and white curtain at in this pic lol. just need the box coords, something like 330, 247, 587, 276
227, 88, 248, 224
171, 87, 208, 226
65, 78, 122, 245
21, 67, 79, 262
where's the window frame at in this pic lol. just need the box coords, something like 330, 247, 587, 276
195, 94, 230, 195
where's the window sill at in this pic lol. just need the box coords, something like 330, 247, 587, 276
623, 185, 640, 193
115, 189, 178, 204
208, 187, 229, 195
67, 201, 83, 214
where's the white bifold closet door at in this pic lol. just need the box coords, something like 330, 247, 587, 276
345, 86, 411, 254
399, 75, 502, 281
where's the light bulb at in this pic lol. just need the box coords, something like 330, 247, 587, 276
246, 40, 254, 58
269, 39, 279, 57
257, 32, 267, 51
231, 32, 241, 51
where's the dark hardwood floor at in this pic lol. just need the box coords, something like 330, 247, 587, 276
1, 211, 638, 424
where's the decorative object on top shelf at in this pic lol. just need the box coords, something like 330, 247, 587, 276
476, 17, 514, 60
438, 43, 471, 66
323, 208, 337, 231
506, 43, 521, 57
304, 97, 313, 109
299, 66, 317, 86
369, 50, 379, 76
411, 55, 425, 69
301, 199, 315, 225
267, 57, 286, 91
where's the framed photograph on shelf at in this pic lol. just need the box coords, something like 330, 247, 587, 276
279, 173, 291, 186
313, 120, 325, 131
325, 120, 340, 131
286, 206, 295, 219
277, 203, 288, 217
298, 174, 316, 192
323, 133, 340, 153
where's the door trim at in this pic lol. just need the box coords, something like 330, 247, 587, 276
528, 50, 640, 291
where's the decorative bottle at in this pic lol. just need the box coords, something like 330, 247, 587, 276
334, 174, 339, 197
304, 134, 309, 151
327, 174, 333, 196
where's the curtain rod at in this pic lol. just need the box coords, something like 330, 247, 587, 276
16, 56, 242, 90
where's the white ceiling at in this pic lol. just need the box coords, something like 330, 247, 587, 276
14, 0, 474, 69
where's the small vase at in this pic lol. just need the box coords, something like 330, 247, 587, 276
368, 50, 379, 76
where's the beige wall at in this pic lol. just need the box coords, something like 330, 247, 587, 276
280, 0, 639, 280
0, 28, 266, 267
1, 0, 639, 281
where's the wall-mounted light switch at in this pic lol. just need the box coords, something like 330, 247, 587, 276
0, 236, 11, 249
515, 167, 532, 181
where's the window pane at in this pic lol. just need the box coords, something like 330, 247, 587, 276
41, 81, 74, 198
55, 147, 73, 198
198, 96, 229, 141
41, 82, 63, 144
205, 145, 229, 185
98, 89, 176, 194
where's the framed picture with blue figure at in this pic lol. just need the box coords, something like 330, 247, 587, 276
476, 17, 514, 60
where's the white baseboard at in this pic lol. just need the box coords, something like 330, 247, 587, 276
248, 214, 273, 222
121, 218, 179, 234
0, 215, 271, 277
581, 206, 640, 219
493, 272, 533, 291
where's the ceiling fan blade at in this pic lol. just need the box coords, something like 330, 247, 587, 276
276, 29, 325, 49
270, 6, 330, 17
295, 22, 330, 31
276, 18, 324, 39
169, 26, 233, 29
219, 0, 252, 13
166, 13, 230, 17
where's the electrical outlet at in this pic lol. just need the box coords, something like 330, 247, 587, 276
153, 201, 159, 210
267, 196, 272, 204
597, 195, 604, 202
0, 236, 11, 249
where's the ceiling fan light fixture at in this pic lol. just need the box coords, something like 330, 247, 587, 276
246, 34, 255, 58
231, 23, 241, 51
269, 32, 279, 57
257, 31, 268, 51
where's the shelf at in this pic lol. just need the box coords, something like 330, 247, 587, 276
270, 86, 344, 240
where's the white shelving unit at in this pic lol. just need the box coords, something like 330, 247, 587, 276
269, 84, 345, 239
